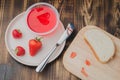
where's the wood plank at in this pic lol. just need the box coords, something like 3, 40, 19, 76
0, 0, 120, 80
0, 0, 6, 63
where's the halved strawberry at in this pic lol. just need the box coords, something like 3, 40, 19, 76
12, 29, 22, 39
15, 46, 25, 56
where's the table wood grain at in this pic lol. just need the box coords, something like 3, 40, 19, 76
0, 0, 120, 80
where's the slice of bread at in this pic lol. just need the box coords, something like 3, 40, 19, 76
84, 28, 115, 63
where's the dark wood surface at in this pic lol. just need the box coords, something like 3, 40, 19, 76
0, 0, 120, 80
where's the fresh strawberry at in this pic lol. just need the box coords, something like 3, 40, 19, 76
15, 46, 25, 56
29, 37, 42, 56
12, 29, 22, 39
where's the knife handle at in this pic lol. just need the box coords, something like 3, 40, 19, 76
57, 23, 74, 45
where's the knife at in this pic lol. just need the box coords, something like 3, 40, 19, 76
36, 23, 74, 72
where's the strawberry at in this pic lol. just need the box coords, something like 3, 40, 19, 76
15, 46, 25, 56
29, 37, 42, 56
37, 12, 50, 25
12, 29, 22, 39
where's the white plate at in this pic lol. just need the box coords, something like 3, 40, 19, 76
5, 12, 65, 66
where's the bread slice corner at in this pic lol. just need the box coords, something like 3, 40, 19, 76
84, 28, 115, 63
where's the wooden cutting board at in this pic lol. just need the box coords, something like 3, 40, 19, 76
63, 25, 120, 80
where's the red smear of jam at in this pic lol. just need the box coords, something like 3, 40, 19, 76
85, 59, 91, 66
70, 52, 77, 58
81, 67, 88, 77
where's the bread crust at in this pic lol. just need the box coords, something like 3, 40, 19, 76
84, 31, 115, 64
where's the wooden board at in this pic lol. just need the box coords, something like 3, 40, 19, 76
63, 25, 120, 80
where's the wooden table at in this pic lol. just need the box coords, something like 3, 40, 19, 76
0, 0, 120, 80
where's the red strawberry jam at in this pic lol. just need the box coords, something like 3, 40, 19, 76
27, 5, 58, 35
